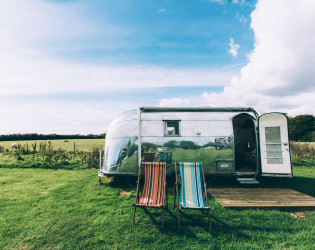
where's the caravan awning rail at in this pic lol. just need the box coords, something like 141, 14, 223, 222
140, 107, 255, 113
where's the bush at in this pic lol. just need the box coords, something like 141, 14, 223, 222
0, 147, 102, 170
290, 142, 314, 160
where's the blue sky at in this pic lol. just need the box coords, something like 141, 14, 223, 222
0, 0, 314, 134
49, 0, 254, 67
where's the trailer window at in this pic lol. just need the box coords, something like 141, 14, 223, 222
265, 126, 283, 164
164, 121, 180, 136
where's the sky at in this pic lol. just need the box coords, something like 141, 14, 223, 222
1, 0, 314, 135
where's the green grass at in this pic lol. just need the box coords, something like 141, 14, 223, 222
0, 164, 314, 249
0, 139, 104, 151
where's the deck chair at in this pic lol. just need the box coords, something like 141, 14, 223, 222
174, 162, 212, 229
132, 162, 167, 228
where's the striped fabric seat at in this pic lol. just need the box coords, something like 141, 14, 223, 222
175, 162, 212, 229
138, 162, 166, 207
179, 162, 210, 209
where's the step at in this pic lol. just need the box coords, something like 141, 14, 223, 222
235, 172, 256, 175
237, 177, 259, 184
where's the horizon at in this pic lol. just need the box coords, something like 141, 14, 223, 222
1, 0, 315, 135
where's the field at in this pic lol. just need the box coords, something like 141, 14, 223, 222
0, 139, 314, 249
0, 139, 104, 151
0, 139, 105, 170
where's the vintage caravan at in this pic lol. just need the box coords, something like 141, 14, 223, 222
99, 107, 292, 184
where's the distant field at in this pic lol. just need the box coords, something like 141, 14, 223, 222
0, 138, 104, 151
291, 142, 315, 149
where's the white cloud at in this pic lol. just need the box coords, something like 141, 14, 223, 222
232, 0, 246, 4
203, 0, 315, 116
208, 0, 246, 5
159, 98, 190, 107
0, 1, 100, 52
228, 38, 241, 58
85, 109, 101, 115
157, 8, 166, 14
0, 98, 128, 134
236, 13, 247, 24
5, 118, 13, 123
0, 54, 236, 96
207, 0, 227, 4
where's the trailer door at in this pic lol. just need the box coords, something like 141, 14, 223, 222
259, 113, 292, 176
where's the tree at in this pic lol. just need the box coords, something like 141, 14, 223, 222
288, 115, 315, 141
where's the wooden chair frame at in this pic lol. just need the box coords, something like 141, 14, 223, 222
132, 162, 167, 228
174, 162, 212, 229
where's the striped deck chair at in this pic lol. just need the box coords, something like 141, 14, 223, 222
132, 162, 167, 228
174, 162, 212, 229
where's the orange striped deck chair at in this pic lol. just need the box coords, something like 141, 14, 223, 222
132, 162, 167, 228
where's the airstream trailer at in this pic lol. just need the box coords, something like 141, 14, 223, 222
99, 107, 292, 184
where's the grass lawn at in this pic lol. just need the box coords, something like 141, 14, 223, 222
0, 165, 314, 249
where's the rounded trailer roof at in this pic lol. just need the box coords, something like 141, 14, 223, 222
111, 109, 137, 123
140, 106, 256, 113
110, 107, 259, 124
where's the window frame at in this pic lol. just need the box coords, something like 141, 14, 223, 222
163, 120, 181, 137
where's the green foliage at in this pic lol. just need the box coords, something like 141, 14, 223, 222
0, 142, 102, 170
163, 140, 201, 150
289, 115, 315, 141
163, 140, 178, 149
141, 142, 158, 151
178, 141, 200, 149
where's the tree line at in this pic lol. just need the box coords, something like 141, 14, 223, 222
0, 114, 313, 142
288, 114, 314, 142
0, 133, 105, 142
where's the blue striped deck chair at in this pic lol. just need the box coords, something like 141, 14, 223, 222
132, 162, 167, 228
174, 162, 212, 229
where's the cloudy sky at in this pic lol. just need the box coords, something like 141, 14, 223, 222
1, 0, 314, 135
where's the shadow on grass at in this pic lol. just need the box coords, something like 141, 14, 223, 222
160, 213, 253, 241
259, 176, 315, 197
99, 175, 138, 189
132, 193, 253, 240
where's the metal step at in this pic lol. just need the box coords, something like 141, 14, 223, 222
236, 175, 259, 184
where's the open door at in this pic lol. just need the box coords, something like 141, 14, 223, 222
259, 113, 292, 177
